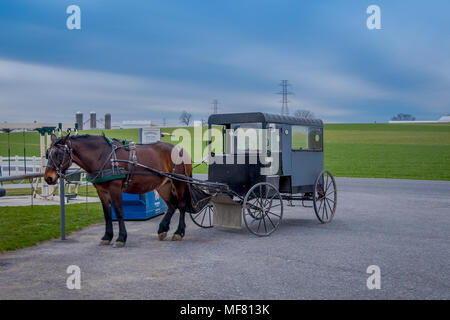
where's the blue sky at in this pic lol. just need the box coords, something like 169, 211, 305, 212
0, 0, 449, 124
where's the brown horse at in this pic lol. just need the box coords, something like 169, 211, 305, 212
44, 133, 193, 247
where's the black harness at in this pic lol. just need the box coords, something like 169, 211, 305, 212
47, 138, 231, 196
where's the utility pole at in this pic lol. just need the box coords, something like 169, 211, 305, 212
278, 80, 292, 116
212, 99, 219, 114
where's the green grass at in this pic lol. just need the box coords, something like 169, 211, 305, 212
323, 123, 450, 181
0, 202, 103, 252
0, 131, 40, 158
1, 123, 449, 180
0, 129, 140, 158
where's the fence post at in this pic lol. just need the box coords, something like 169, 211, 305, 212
59, 178, 66, 240
15, 155, 19, 175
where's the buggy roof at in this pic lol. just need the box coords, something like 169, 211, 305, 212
208, 112, 323, 127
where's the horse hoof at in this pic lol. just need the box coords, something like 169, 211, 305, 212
113, 241, 125, 248
99, 240, 111, 246
171, 234, 183, 241
158, 232, 167, 241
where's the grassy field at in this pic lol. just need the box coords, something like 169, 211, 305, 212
324, 123, 450, 180
1, 123, 449, 180
0, 202, 103, 252
0, 128, 140, 157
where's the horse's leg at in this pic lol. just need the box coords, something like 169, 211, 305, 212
157, 203, 176, 241
172, 182, 189, 241
100, 201, 113, 245
97, 189, 113, 245
156, 180, 177, 241
110, 188, 127, 248
172, 208, 186, 241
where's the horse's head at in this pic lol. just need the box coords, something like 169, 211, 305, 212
44, 133, 72, 185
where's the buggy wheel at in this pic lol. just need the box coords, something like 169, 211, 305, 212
243, 182, 283, 236
313, 170, 337, 223
190, 203, 214, 228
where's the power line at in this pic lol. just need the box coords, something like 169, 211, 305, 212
212, 99, 219, 114
277, 80, 293, 116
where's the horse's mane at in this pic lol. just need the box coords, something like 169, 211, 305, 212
69, 134, 96, 140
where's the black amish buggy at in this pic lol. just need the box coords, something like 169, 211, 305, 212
189, 112, 337, 236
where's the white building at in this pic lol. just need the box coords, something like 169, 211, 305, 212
111, 120, 153, 129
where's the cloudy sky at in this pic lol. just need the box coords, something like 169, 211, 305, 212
0, 0, 449, 124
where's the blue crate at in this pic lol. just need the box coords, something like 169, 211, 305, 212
111, 191, 167, 221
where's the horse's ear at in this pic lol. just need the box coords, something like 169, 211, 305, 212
62, 133, 71, 144
51, 133, 57, 143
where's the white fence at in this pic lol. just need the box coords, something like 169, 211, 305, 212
0, 156, 42, 177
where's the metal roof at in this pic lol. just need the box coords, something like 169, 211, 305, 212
208, 112, 323, 126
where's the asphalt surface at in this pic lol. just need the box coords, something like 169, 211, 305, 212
0, 177, 449, 299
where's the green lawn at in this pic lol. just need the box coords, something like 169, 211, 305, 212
323, 123, 450, 180
0, 202, 103, 252
0, 128, 140, 158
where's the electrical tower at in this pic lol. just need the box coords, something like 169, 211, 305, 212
212, 99, 219, 114
278, 80, 293, 116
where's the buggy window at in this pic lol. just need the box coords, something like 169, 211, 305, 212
220, 123, 279, 154
227, 123, 263, 154
291, 126, 322, 151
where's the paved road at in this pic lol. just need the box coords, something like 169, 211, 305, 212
0, 178, 449, 299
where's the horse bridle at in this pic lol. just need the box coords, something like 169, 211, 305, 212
46, 139, 73, 180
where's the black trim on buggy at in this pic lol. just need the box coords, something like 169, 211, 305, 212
208, 112, 323, 127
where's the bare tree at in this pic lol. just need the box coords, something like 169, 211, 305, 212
391, 113, 415, 121
179, 110, 192, 126
294, 109, 315, 119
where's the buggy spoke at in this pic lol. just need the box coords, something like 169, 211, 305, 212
325, 190, 335, 197
263, 192, 276, 208
325, 197, 335, 203
257, 214, 263, 232
208, 207, 212, 225
262, 212, 268, 234
265, 212, 276, 228
325, 198, 334, 216
318, 197, 324, 214
267, 211, 281, 218
323, 198, 328, 220
200, 209, 206, 225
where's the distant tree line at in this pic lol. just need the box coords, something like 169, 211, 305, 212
294, 109, 315, 119
391, 113, 415, 121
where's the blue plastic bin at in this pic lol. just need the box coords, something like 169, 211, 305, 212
111, 191, 167, 221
